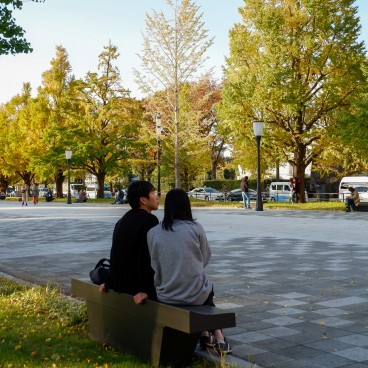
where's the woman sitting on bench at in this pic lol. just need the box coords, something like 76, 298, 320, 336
145, 188, 232, 354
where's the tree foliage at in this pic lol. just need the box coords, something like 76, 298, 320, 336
72, 43, 145, 198
0, 83, 37, 185
135, 0, 214, 188
220, 0, 368, 200
0, 0, 44, 55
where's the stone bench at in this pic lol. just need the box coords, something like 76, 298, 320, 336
352, 202, 368, 212
71, 278, 236, 367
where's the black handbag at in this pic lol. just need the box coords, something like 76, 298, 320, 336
89, 258, 112, 287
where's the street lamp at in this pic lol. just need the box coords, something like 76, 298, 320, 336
65, 150, 72, 204
253, 121, 264, 211
155, 113, 163, 197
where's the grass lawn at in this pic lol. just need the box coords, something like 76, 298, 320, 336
4, 196, 346, 211
0, 277, 214, 368
188, 198, 346, 211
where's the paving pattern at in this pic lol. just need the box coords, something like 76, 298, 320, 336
1, 202, 368, 367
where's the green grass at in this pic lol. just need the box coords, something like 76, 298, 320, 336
3, 195, 346, 211
189, 198, 346, 211
0, 277, 214, 368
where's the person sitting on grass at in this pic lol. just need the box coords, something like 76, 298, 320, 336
76, 189, 87, 203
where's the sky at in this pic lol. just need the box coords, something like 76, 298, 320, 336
0, 0, 367, 104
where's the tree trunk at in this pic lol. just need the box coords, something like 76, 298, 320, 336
55, 169, 65, 198
174, 93, 181, 189
96, 173, 106, 199
294, 162, 307, 203
211, 160, 217, 180
275, 159, 280, 181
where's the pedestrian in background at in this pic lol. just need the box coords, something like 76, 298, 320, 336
21, 184, 29, 206
32, 183, 39, 205
240, 176, 251, 209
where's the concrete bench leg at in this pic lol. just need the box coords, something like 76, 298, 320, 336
86, 300, 199, 366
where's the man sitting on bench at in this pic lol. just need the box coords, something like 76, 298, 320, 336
345, 187, 360, 212
99, 180, 159, 298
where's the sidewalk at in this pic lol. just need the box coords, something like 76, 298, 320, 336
1, 201, 368, 367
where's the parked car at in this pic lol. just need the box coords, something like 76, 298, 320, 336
268, 181, 308, 202
38, 188, 50, 197
188, 187, 223, 201
6, 188, 17, 197
223, 188, 267, 202
339, 176, 368, 201
86, 184, 112, 199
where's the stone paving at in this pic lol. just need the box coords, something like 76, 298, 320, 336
1, 201, 368, 367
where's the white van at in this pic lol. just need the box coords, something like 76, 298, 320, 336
338, 176, 368, 202
269, 182, 292, 202
62, 183, 85, 198
85, 184, 112, 199
269, 181, 308, 202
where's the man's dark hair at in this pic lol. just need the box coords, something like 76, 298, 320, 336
162, 189, 194, 231
127, 181, 155, 209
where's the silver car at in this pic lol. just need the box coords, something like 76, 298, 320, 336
188, 187, 223, 201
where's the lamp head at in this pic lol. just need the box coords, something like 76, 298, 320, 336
253, 121, 264, 137
65, 150, 72, 159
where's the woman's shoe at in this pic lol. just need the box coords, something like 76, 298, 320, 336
214, 339, 232, 354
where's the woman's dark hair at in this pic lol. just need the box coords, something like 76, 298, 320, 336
162, 188, 194, 231
127, 180, 155, 209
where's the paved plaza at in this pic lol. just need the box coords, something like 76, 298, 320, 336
1, 200, 368, 367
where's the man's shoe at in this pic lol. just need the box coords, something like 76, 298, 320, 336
199, 333, 215, 349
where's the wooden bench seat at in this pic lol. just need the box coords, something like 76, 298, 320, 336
71, 278, 236, 367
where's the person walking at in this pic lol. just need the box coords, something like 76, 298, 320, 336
146, 188, 232, 354
32, 183, 39, 205
21, 184, 29, 206
240, 176, 251, 209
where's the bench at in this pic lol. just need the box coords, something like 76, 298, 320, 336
352, 202, 368, 212
71, 278, 236, 367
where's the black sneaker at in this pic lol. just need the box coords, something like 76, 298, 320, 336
199, 333, 215, 349
214, 340, 232, 354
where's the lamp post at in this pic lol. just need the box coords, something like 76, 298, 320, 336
155, 113, 163, 197
65, 150, 72, 204
253, 121, 264, 211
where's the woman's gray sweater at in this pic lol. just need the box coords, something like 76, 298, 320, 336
147, 220, 213, 305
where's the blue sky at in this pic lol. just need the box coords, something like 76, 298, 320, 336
0, 0, 367, 104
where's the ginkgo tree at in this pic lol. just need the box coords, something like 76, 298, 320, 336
135, 0, 214, 188
29, 45, 80, 196
71, 43, 145, 198
220, 0, 368, 201
0, 84, 38, 186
